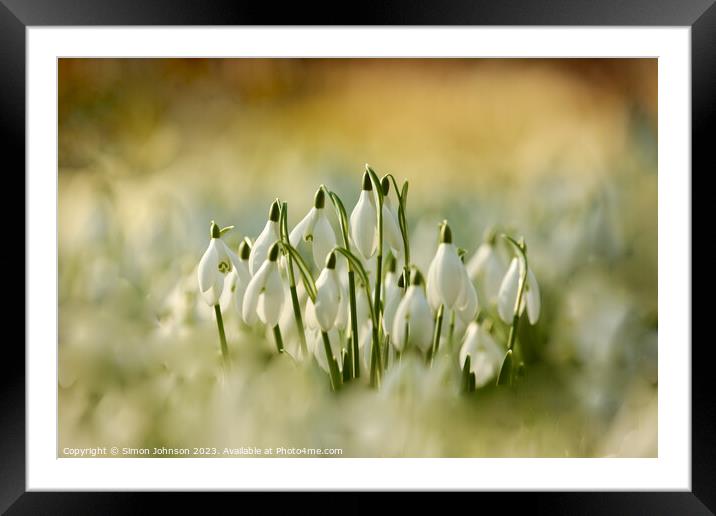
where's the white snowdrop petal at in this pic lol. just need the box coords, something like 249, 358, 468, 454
391, 292, 411, 351
219, 269, 237, 312
435, 244, 465, 309
289, 208, 317, 248
525, 268, 541, 324
382, 201, 403, 254
409, 291, 434, 352
497, 258, 520, 324
257, 266, 284, 327
426, 257, 441, 311
197, 240, 219, 294
242, 261, 271, 325
312, 213, 336, 269
350, 190, 377, 259
314, 269, 340, 331
249, 221, 278, 275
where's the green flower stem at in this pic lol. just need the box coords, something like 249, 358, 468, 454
430, 304, 444, 365
506, 247, 529, 353
214, 304, 229, 363
461, 355, 472, 393
279, 202, 308, 356
499, 236, 530, 386
367, 166, 384, 388
383, 332, 390, 371
370, 327, 382, 388
348, 270, 360, 378
288, 282, 307, 356
273, 325, 284, 354
322, 331, 342, 391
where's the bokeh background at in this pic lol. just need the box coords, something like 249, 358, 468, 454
58, 58, 657, 457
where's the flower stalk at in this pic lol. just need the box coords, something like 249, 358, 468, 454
279, 202, 308, 356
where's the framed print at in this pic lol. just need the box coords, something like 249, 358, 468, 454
4, 0, 710, 512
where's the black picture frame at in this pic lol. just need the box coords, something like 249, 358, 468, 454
3, 0, 708, 512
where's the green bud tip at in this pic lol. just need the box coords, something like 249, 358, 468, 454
268, 242, 280, 262
381, 176, 390, 196
238, 239, 251, 260
314, 187, 325, 209
325, 251, 337, 270
439, 222, 452, 244
269, 200, 280, 222
362, 171, 372, 191
386, 253, 396, 273
210, 221, 220, 239
484, 226, 497, 246
397, 272, 405, 289
411, 270, 424, 286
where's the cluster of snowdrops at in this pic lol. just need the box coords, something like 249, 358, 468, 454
197, 165, 540, 391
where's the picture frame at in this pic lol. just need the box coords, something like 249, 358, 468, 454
4, 0, 708, 511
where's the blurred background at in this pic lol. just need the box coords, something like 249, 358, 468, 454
58, 58, 657, 457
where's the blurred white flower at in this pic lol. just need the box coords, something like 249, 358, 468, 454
350, 171, 378, 260
248, 200, 280, 275
197, 222, 240, 306
391, 271, 433, 353
243, 242, 285, 326
459, 322, 504, 388
313, 252, 342, 332
289, 187, 336, 269
426, 222, 471, 311
467, 233, 506, 305
497, 257, 540, 325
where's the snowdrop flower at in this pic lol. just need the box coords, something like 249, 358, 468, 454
467, 229, 507, 305
391, 271, 433, 353
456, 268, 478, 325
381, 256, 403, 336
380, 177, 403, 257
497, 257, 540, 325
219, 239, 251, 314
243, 242, 285, 327
289, 187, 337, 269
313, 252, 342, 332
248, 200, 280, 275
197, 221, 241, 307
350, 171, 378, 260
459, 322, 504, 388
426, 222, 471, 311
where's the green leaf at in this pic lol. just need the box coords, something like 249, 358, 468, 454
496, 349, 513, 386
327, 190, 351, 249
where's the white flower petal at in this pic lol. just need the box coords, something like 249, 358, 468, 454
434, 243, 464, 309
242, 261, 271, 325
289, 207, 318, 248
426, 256, 441, 311
311, 212, 336, 269
497, 258, 520, 324
249, 221, 279, 275
256, 265, 284, 327
350, 190, 377, 260
382, 199, 403, 255
197, 239, 219, 295
525, 268, 541, 324
314, 269, 340, 331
